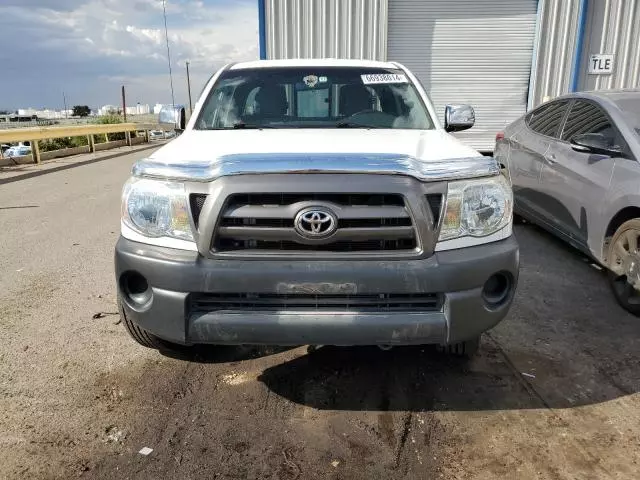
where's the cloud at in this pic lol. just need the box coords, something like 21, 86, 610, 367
2, 0, 87, 10
0, 0, 258, 109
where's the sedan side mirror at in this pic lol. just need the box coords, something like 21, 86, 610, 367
570, 133, 622, 157
159, 105, 187, 134
444, 104, 475, 132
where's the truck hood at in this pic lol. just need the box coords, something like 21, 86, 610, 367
136, 129, 499, 182
148, 129, 481, 163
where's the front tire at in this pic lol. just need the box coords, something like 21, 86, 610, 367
118, 296, 185, 350
607, 219, 640, 316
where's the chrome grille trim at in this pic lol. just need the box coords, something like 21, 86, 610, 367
191, 173, 445, 260
133, 153, 499, 183
216, 226, 415, 242
213, 193, 418, 253
222, 204, 410, 220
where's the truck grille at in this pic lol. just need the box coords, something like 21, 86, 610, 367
191, 293, 442, 313
426, 194, 443, 228
190, 194, 207, 229
212, 193, 418, 253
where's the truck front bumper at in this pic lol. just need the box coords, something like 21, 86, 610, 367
115, 236, 519, 346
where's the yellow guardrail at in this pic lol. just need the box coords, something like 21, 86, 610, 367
0, 122, 170, 164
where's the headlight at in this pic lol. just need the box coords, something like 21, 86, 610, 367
438, 174, 512, 241
121, 178, 193, 241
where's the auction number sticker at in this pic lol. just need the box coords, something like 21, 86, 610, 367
361, 73, 408, 84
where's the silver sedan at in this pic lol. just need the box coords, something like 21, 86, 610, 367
496, 90, 640, 315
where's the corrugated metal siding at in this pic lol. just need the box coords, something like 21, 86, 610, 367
264, 0, 388, 60
529, 0, 582, 106
530, 0, 640, 106
387, 0, 537, 151
579, 0, 640, 91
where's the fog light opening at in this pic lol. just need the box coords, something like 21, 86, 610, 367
482, 272, 512, 308
122, 271, 152, 307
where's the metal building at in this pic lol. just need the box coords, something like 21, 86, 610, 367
258, 0, 640, 151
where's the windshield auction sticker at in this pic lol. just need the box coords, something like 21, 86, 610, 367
361, 73, 408, 84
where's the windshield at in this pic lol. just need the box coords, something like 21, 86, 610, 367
195, 67, 434, 130
613, 97, 640, 138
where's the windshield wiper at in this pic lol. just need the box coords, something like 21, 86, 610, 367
335, 122, 381, 129
232, 121, 275, 129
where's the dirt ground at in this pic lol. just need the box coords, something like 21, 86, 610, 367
1, 149, 639, 479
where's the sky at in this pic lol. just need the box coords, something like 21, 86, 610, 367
0, 0, 259, 110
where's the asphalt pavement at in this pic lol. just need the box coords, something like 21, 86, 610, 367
0, 148, 639, 479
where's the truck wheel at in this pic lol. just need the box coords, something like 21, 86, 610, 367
438, 336, 480, 358
119, 297, 170, 349
608, 219, 640, 316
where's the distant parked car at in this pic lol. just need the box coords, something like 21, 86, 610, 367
497, 89, 640, 315
149, 130, 165, 140
149, 130, 176, 140
5, 145, 32, 157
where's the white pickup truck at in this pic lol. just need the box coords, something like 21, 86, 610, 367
115, 59, 518, 357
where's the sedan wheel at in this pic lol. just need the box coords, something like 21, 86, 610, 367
608, 219, 640, 315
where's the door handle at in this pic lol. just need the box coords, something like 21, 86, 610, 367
545, 153, 557, 164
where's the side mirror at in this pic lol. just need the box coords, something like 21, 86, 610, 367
570, 133, 622, 157
158, 105, 187, 133
444, 104, 475, 132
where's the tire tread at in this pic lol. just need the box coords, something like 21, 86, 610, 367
119, 298, 164, 349
607, 218, 640, 317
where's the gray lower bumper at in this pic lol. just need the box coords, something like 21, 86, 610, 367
115, 236, 519, 346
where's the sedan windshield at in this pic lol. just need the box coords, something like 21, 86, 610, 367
195, 67, 434, 130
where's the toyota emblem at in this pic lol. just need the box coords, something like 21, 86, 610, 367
294, 207, 338, 238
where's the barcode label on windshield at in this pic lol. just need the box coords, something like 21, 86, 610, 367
361, 73, 408, 85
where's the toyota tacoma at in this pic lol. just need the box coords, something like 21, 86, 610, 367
115, 59, 519, 357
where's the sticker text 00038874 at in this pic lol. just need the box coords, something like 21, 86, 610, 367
361, 73, 408, 85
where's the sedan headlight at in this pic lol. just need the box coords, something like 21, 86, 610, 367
121, 178, 193, 241
438, 174, 512, 241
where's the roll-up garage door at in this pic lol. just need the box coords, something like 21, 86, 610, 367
387, 0, 538, 152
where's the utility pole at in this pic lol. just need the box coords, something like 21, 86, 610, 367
121, 85, 127, 122
162, 0, 176, 112
63, 92, 68, 119
186, 61, 193, 114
